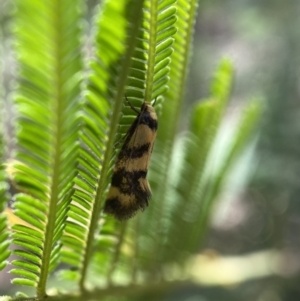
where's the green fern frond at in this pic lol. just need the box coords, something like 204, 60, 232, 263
161, 59, 234, 263
131, 0, 198, 271
60, 0, 145, 290
113, 0, 178, 276
125, 0, 177, 112
157, 0, 198, 142
143, 0, 177, 102
186, 99, 262, 251
11, 0, 83, 296
164, 73, 261, 264
188, 59, 234, 181
87, 0, 178, 282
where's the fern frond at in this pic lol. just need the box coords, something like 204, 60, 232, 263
162, 59, 234, 263
84, 0, 178, 283
157, 0, 198, 142
165, 88, 262, 265
126, 0, 177, 107
133, 0, 198, 271
186, 99, 262, 251
11, 0, 83, 296
110, 0, 178, 277
143, 0, 177, 102
180, 59, 234, 192
60, 0, 146, 290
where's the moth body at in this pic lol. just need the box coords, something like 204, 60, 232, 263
104, 102, 157, 220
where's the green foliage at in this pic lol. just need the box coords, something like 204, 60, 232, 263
184, 97, 261, 253
11, 0, 83, 296
61, 0, 146, 289
162, 59, 234, 263
0, 0, 261, 300
138, 0, 200, 270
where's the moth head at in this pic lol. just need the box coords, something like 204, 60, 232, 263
142, 103, 157, 123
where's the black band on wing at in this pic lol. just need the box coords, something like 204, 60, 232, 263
111, 169, 148, 195
140, 111, 158, 131
119, 143, 151, 159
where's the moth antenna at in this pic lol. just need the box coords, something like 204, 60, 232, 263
125, 95, 140, 114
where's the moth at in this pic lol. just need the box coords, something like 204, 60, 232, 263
104, 98, 158, 220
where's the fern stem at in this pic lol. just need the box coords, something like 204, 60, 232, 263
79, 1, 144, 290
36, 1, 64, 297
144, 0, 158, 102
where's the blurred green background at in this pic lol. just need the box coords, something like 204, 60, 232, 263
187, 1, 300, 300
1, 0, 299, 300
